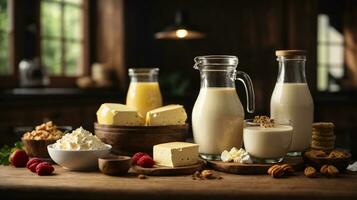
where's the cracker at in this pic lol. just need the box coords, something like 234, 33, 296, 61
312, 131, 334, 137
312, 135, 336, 142
313, 122, 335, 129
311, 140, 335, 147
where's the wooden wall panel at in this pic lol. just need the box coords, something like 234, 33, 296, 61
92, 0, 319, 115
285, 0, 318, 95
93, 0, 126, 90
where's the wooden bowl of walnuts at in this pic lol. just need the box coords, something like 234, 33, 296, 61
21, 121, 70, 158
303, 149, 352, 171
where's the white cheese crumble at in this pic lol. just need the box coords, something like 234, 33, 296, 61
53, 127, 108, 150
221, 147, 253, 164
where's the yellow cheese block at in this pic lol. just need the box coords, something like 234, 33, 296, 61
153, 142, 199, 167
96, 103, 144, 126
146, 104, 187, 126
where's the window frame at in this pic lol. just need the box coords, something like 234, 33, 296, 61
0, 0, 89, 88
317, 13, 346, 92
0, 0, 16, 88
37, 0, 90, 80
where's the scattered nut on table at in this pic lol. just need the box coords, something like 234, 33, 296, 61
192, 170, 222, 180
320, 164, 339, 178
304, 166, 317, 178
268, 164, 294, 178
138, 174, 147, 179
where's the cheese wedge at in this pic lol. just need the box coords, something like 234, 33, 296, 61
153, 142, 199, 167
96, 103, 144, 126
146, 105, 187, 126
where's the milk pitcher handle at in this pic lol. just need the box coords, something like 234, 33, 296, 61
235, 70, 255, 113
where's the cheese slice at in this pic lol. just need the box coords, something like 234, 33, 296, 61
146, 105, 187, 126
153, 142, 199, 167
96, 103, 144, 126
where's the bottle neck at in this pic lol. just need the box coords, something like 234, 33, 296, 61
130, 74, 158, 82
128, 68, 159, 83
200, 69, 235, 88
276, 57, 307, 83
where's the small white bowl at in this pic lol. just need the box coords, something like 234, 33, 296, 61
47, 144, 112, 171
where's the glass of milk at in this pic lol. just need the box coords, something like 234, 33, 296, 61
270, 50, 314, 156
243, 119, 293, 163
192, 55, 255, 160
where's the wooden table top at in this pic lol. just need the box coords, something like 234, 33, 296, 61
1, 165, 357, 200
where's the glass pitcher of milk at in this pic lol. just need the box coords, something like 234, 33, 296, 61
126, 68, 163, 118
270, 50, 314, 156
192, 55, 255, 160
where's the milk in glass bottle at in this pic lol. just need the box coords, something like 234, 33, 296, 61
270, 50, 314, 156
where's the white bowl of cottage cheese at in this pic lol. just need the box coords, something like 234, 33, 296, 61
48, 127, 111, 171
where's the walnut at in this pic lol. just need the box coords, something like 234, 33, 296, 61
320, 165, 339, 177
304, 166, 317, 178
328, 150, 346, 158
22, 121, 63, 140
192, 170, 220, 180
268, 164, 294, 178
201, 170, 214, 179
280, 164, 294, 174
138, 174, 147, 179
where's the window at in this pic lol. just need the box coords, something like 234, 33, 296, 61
0, 0, 10, 75
317, 14, 345, 92
40, 0, 84, 76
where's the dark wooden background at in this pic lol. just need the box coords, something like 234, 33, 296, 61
1, 0, 357, 158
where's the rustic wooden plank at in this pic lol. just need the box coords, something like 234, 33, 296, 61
0, 165, 356, 200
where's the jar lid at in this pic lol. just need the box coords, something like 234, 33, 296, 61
275, 50, 307, 57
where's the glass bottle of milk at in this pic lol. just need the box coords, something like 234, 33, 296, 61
270, 50, 314, 156
192, 55, 255, 160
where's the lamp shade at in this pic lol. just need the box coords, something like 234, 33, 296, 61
155, 10, 205, 40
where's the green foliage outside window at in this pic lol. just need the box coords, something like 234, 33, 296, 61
0, 0, 10, 75
41, 0, 82, 76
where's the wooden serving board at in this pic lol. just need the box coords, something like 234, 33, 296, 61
132, 160, 204, 176
207, 156, 304, 175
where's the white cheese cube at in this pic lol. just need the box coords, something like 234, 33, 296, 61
146, 105, 187, 126
153, 142, 199, 167
96, 103, 144, 126
221, 150, 233, 162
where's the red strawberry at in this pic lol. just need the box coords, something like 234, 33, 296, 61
10, 149, 29, 167
132, 152, 148, 165
137, 155, 155, 168
29, 162, 40, 173
26, 158, 43, 169
36, 162, 54, 176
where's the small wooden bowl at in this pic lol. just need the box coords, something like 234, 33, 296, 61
303, 149, 352, 171
98, 155, 131, 176
94, 123, 188, 155
22, 139, 57, 158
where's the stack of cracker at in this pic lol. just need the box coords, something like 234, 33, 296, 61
311, 122, 335, 151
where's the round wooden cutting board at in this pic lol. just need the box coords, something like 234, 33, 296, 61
207, 156, 304, 175
132, 160, 205, 176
